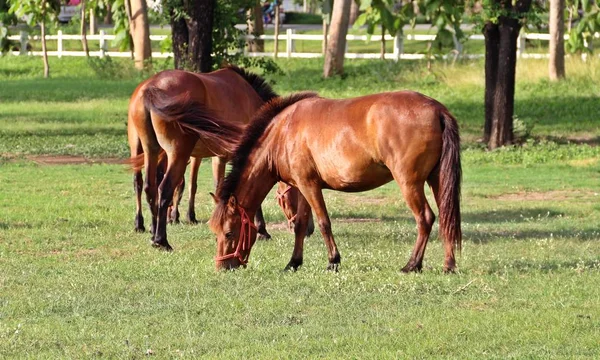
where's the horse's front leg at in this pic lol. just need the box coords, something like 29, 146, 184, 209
255, 206, 271, 240
297, 185, 341, 271
284, 194, 312, 271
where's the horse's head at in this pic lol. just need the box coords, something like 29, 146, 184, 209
209, 194, 257, 270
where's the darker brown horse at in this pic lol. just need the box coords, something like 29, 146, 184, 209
209, 91, 462, 273
129, 66, 285, 250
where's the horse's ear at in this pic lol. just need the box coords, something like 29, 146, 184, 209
227, 195, 237, 210
209, 192, 218, 204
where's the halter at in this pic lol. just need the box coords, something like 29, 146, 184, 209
276, 184, 296, 232
214, 205, 257, 265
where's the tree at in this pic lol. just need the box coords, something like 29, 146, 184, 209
482, 0, 533, 149
126, 0, 151, 69
165, 0, 215, 72
9, 0, 60, 78
323, 0, 352, 77
246, 0, 264, 52
80, 0, 89, 57
549, 0, 565, 80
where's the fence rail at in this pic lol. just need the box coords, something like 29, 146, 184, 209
6, 29, 600, 60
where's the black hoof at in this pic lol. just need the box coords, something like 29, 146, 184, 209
326, 263, 339, 272
443, 267, 457, 274
284, 258, 303, 271
134, 225, 146, 233
134, 215, 145, 233
151, 240, 173, 251
257, 229, 271, 240
401, 263, 422, 273
187, 212, 198, 225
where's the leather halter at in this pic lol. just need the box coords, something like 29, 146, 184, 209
214, 205, 257, 265
276, 184, 296, 232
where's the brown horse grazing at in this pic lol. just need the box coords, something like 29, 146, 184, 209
129, 66, 286, 250
209, 91, 462, 273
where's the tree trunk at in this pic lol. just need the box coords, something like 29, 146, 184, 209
349, 0, 359, 25
274, 5, 280, 58
80, 0, 89, 57
41, 1, 49, 78
89, 8, 97, 35
483, 22, 499, 143
323, 0, 351, 77
128, 0, 151, 70
489, 18, 520, 149
549, 0, 565, 81
380, 23, 386, 60
186, 0, 214, 72
104, 3, 112, 24
483, 0, 532, 149
170, 0, 188, 70
247, 2, 264, 52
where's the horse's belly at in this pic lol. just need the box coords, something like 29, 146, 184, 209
321, 162, 393, 192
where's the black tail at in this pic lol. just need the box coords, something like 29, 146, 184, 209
438, 110, 462, 252
143, 87, 243, 157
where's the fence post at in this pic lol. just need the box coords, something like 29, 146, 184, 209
99, 30, 106, 58
517, 30, 526, 58
57, 30, 63, 58
393, 34, 403, 61
286, 29, 294, 58
19, 31, 28, 55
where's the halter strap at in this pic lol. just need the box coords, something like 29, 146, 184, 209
275, 184, 296, 232
214, 205, 257, 265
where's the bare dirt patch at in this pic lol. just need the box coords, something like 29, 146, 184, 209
493, 190, 599, 201
27, 155, 124, 165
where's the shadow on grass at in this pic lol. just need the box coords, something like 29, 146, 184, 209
466, 227, 599, 243
486, 258, 600, 274
0, 78, 138, 102
463, 208, 565, 224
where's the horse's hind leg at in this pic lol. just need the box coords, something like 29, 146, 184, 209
397, 180, 436, 273
168, 176, 185, 224
297, 185, 341, 271
186, 157, 201, 224
153, 149, 194, 250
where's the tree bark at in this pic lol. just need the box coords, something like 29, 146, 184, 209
483, 22, 499, 143
104, 3, 112, 24
41, 0, 49, 78
549, 0, 565, 81
128, 0, 151, 70
247, 2, 264, 52
89, 8, 97, 35
349, 0, 359, 25
80, 0, 89, 57
489, 17, 520, 149
380, 23, 386, 60
170, 0, 188, 70
323, 0, 351, 77
274, 5, 280, 58
185, 0, 214, 72
483, 0, 532, 149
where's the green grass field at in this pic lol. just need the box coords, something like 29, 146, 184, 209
0, 55, 599, 358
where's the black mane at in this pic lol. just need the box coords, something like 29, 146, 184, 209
217, 92, 319, 202
226, 65, 279, 102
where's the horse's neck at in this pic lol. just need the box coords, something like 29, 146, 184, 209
236, 149, 278, 215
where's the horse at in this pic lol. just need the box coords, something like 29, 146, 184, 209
128, 65, 295, 250
209, 91, 462, 273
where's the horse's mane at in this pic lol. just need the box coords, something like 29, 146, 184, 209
216, 92, 319, 203
225, 65, 279, 103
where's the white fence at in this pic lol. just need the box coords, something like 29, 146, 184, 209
6, 29, 600, 60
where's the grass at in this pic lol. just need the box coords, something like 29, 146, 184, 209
1, 152, 599, 358
0, 54, 599, 357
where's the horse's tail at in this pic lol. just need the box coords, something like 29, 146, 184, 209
128, 150, 167, 172
438, 109, 462, 253
143, 86, 243, 157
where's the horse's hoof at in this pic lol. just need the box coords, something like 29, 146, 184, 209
326, 263, 339, 272
257, 230, 271, 240
284, 258, 303, 272
443, 267, 457, 274
187, 212, 198, 225
134, 226, 146, 233
151, 240, 173, 252
401, 264, 422, 273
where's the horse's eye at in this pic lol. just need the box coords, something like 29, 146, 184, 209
225, 231, 234, 239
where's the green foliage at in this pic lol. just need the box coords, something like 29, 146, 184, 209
566, 0, 600, 54
8, 0, 60, 26
212, 0, 254, 68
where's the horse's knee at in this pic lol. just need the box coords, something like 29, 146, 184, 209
317, 219, 331, 234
